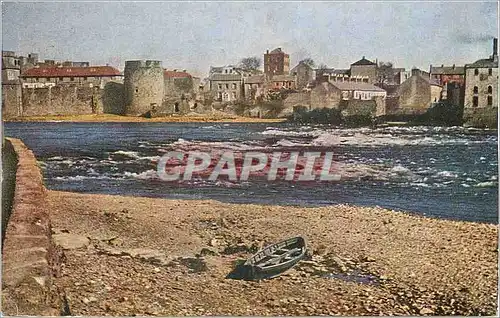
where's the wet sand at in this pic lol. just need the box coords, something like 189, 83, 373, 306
48, 190, 498, 316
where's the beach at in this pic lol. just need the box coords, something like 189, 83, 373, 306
47, 190, 498, 316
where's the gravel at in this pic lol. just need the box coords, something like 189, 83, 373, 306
48, 190, 498, 316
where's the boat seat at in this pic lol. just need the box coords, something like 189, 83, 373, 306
259, 248, 302, 267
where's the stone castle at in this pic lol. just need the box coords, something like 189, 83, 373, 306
1, 55, 204, 118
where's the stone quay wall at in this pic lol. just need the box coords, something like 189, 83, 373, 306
1, 138, 63, 315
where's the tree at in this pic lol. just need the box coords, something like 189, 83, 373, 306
316, 63, 330, 82
377, 61, 395, 85
300, 58, 315, 68
239, 57, 261, 71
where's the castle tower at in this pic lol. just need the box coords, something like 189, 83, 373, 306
124, 60, 164, 115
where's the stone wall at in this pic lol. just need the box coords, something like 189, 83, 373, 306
283, 92, 311, 110
124, 60, 164, 116
394, 75, 433, 115
3, 83, 125, 118
310, 82, 341, 109
1, 138, 62, 315
2, 83, 22, 118
21, 85, 99, 116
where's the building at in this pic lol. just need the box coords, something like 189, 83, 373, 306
430, 64, 465, 105
2, 51, 23, 117
209, 73, 243, 102
20, 65, 123, 89
291, 62, 315, 90
243, 74, 266, 101
329, 81, 387, 101
464, 38, 498, 110
350, 57, 377, 84
394, 72, 442, 115
264, 48, 290, 76
267, 74, 296, 91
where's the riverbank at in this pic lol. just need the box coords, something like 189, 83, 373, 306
4, 113, 286, 123
47, 190, 497, 316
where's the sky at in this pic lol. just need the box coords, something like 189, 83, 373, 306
2, 1, 498, 77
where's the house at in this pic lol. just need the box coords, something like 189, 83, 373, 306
209, 73, 243, 102
291, 62, 315, 90
350, 56, 377, 84
464, 38, 498, 110
394, 72, 442, 115
329, 81, 387, 101
430, 64, 465, 106
164, 69, 199, 98
267, 74, 296, 91
20, 65, 123, 89
243, 74, 266, 101
264, 48, 290, 76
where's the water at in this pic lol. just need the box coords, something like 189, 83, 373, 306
4, 122, 498, 223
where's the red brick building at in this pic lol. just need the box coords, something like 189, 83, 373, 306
264, 48, 290, 76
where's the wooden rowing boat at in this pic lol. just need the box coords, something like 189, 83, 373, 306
227, 236, 307, 280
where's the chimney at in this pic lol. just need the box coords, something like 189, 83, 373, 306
266, 50, 269, 54
493, 38, 498, 57
452, 64, 455, 69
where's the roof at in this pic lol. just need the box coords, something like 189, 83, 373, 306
291, 62, 313, 72
21, 66, 122, 78
269, 48, 285, 54
430, 65, 465, 75
245, 75, 265, 84
351, 57, 376, 66
465, 57, 498, 68
269, 74, 296, 82
164, 70, 192, 78
330, 81, 386, 92
210, 73, 242, 81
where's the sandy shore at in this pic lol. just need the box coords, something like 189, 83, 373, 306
5, 113, 286, 123
48, 190, 498, 316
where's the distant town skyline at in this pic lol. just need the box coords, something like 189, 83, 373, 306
2, 1, 498, 77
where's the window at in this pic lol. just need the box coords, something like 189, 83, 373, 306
174, 102, 179, 112
473, 96, 478, 107
488, 96, 493, 106
232, 92, 236, 99
135, 88, 139, 93
59, 77, 63, 81
488, 86, 492, 94
70, 77, 75, 81
488, 68, 492, 76
218, 84, 222, 89
225, 84, 229, 89
232, 83, 237, 89
474, 69, 479, 76
473, 86, 478, 94
83, 77, 87, 81
46, 77, 50, 81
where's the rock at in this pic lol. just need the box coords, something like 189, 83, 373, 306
420, 308, 434, 315
82, 297, 90, 304
198, 247, 218, 257
153, 267, 161, 273
209, 238, 218, 247
53, 233, 90, 250
362, 256, 376, 262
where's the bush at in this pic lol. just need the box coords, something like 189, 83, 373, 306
463, 107, 498, 129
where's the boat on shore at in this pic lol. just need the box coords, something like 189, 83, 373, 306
228, 236, 308, 280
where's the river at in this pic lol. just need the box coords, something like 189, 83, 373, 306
4, 122, 498, 223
